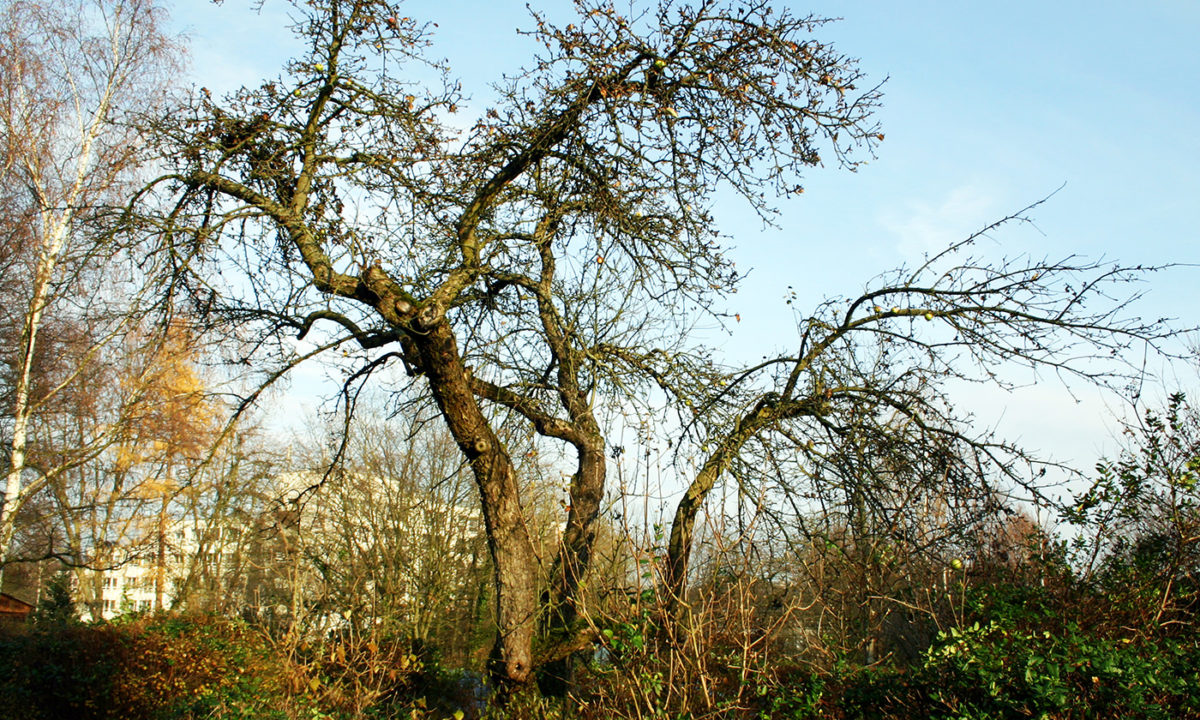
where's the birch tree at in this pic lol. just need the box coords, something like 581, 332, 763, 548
0, 0, 176, 584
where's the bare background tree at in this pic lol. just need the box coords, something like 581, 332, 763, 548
0, 0, 177, 585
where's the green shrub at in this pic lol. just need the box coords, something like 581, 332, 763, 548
917, 609, 1200, 719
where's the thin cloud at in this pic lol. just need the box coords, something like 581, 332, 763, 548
881, 183, 998, 260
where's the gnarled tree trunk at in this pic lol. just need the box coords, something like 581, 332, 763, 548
413, 318, 539, 686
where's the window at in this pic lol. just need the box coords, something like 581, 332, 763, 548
102, 576, 120, 589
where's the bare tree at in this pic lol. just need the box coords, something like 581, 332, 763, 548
296, 411, 492, 657
168, 426, 278, 616
657, 216, 1176, 624
0, 0, 177, 585
139, 0, 880, 688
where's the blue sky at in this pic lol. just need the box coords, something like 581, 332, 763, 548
170, 0, 1199, 472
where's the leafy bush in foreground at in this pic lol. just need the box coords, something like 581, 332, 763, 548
0, 614, 296, 720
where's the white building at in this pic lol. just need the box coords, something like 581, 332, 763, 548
87, 469, 486, 624
90, 523, 242, 619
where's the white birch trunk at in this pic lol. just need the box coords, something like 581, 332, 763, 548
0, 30, 116, 584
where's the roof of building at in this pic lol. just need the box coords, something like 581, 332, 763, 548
0, 592, 35, 617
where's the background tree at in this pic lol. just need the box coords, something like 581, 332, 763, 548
1069, 390, 1199, 628
111, 323, 218, 610
140, 0, 881, 688
168, 425, 278, 616
290, 410, 493, 659
6, 321, 222, 617
0, 0, 177, 586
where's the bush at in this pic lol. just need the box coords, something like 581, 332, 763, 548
918, 617, 1200, 719
0, 614, 303, 720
